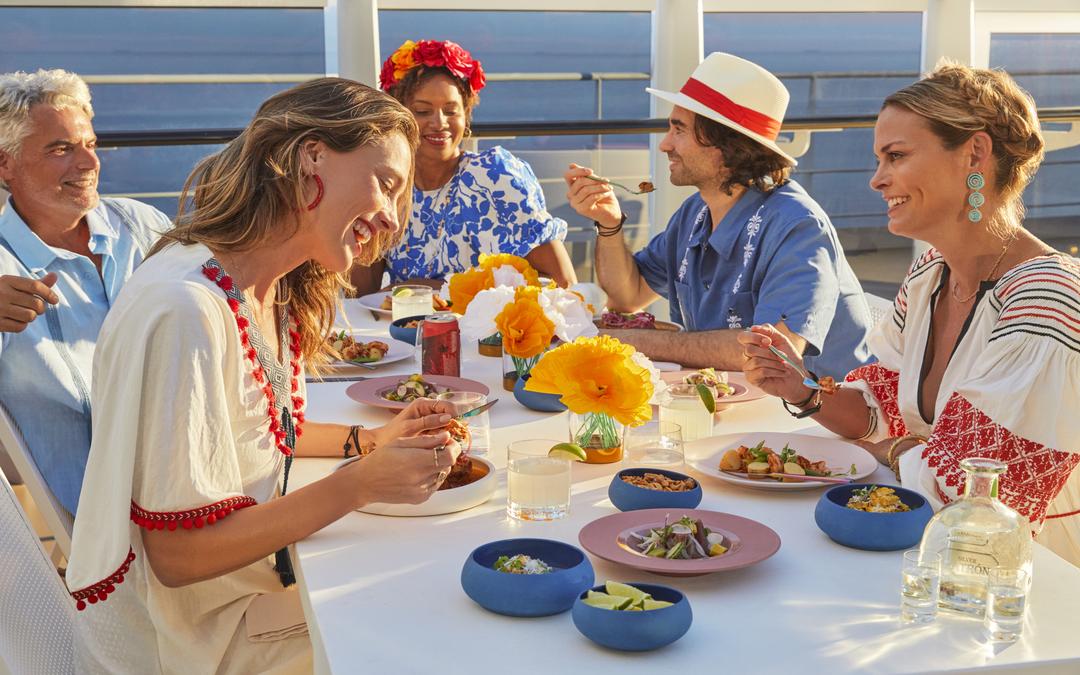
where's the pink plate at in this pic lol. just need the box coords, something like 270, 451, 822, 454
346, 374, 490, 411
578, 508, 781, 577
661, 370, 766, 409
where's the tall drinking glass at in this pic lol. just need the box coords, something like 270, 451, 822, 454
659, 384, 714, 442
436, 391, 490, 456
984, 568, 1029, 642
391, 285, 434, 321
625, 420, 683, 466
506, 439, 571, 521
900, 549, 941, 625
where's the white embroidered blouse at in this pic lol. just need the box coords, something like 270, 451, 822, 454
845, 250, 1080, 566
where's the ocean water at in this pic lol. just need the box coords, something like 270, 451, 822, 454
0, 6, 1076, 249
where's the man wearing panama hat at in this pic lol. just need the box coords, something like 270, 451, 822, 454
564, 52, 873, 380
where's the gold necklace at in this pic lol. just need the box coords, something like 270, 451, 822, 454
950, 232, 1017, 303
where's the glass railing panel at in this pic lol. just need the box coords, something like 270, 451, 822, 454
991, 33, 1080, 257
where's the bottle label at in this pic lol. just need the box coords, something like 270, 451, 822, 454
945, 529, 998, 575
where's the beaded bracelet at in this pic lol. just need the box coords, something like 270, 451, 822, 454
594, 212, 627, 238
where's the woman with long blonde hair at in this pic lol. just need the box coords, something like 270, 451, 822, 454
741, 63, 1080, 566
66, 78, 462, 673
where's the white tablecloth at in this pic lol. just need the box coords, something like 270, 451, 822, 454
291, 300, 1080, 675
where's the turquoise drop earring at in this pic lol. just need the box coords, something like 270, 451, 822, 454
966, 172, 985, 222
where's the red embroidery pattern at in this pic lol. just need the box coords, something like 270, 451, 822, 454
201, 264, 306, 455
71, 548, 135, 611
130, 496, 257, 531
922, 393, 1080, 524
845, 363, 908, 438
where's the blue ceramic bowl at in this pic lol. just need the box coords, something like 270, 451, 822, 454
388, 315, 426, 345
608, 468, 702, 512
460, 538, 594, 617
513, 374, 567, 412
814, 483, 933, 551
572, 583, 692, 651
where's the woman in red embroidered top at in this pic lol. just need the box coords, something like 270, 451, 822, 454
740, 63, 1080, 566
65, 79, 460, 673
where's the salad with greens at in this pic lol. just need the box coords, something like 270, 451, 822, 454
629, 515, 727, 559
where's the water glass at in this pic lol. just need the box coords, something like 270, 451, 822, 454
391, 284, 434, 321
984, 568, 1029, 642
506, 439, 571, 521
659, 384, 714, 442
625, 420, 683, 466
900, 549, 941, 625
436, 391, 490, 456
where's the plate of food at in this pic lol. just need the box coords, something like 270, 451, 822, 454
596, 311, 682, 332
578, 508, 780, 577
345, 373, 490, 410
327, 331, 414, 367
334, 418, 496, 516
687, 432, 877, 491
660, 368, 766, 409
357, 290, 451, 318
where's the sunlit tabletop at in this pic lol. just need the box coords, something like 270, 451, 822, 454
290, 299, 1080, 675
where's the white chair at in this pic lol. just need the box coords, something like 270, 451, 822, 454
0, 464, 76, 674
864, 292, 894, 328
0, 404, 73, 558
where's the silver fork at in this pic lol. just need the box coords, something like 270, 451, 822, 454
767, 345, 821, 390
584, 174, 654, 195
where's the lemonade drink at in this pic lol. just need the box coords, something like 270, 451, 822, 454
391, 285, 434, 321
659, 384, 714, 442
507, 439, 571, 521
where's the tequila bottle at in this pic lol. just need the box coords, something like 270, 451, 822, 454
917, 458, 1032, 617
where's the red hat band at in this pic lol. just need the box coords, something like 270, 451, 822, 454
679, 77, 782, 141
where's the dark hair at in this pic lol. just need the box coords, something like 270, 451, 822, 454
387, 66, 479, 126
692, 115, 791, 194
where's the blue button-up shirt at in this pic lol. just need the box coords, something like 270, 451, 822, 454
0, 197, 169, 514
633, 180, 874, 379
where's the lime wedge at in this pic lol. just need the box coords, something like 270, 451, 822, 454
696, 383, 716, 414
548, 442, 587, 462
391, 286, 414, 298
583, 592, 632, 610
642, 598, 674, 611
605, 581, 651, 603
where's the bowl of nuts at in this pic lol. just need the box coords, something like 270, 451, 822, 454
608, 468, 702, 512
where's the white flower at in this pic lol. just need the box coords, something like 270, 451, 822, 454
539, 288, 598, 343
491, 264, 528, 288
630, 350, 666, 404
458, 286, 515, 340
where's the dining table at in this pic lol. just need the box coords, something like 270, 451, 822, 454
290, 299, 1080, 675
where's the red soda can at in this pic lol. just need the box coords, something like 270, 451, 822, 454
420, 312, 460, 377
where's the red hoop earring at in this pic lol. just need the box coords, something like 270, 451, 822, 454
306, 175, 324, 211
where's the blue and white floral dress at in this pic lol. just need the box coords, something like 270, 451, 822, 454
385, 146, 568, 282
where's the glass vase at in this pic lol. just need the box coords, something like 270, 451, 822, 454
500, 340, 557, 392
568, 411, 625, 464
916, 458, 1032, 618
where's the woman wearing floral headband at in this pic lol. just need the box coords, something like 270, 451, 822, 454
351, 39, 576, 292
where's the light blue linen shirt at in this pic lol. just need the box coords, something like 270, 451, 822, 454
633, 180, 874, 379
0, 197, 169, 514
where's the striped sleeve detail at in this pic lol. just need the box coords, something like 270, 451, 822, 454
922, 392, 1080, 525
891, 249, 944, 332
845, 363, 908, 437
990, 256, 1080, 353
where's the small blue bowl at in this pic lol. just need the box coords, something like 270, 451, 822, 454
608, 468, 702, 512
814, 483, 933, 551
513, 374, 567, 412
572, 583, 692, 651
461, 538, 594, 617
388, 314, 426, 344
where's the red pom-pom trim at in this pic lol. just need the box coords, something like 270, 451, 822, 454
71, 549, 136, 610
129, 496, 257, 531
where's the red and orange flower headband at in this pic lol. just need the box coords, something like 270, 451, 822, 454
379, 39, 487, 94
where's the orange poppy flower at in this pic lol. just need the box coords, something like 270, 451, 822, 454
478, 253, 540, 286
495, 295, 555, 359
447, 266, 494, 314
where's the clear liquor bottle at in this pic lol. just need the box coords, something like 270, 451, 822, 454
917, 458, 1032, 617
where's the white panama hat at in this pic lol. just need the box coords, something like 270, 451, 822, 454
647, 52, 797, 166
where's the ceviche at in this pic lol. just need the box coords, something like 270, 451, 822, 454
682, 368, 734, 397
845, 485, 911, 513
382, 374, 440, 402
493, 554, 552, 574
629, 515, 727, 559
